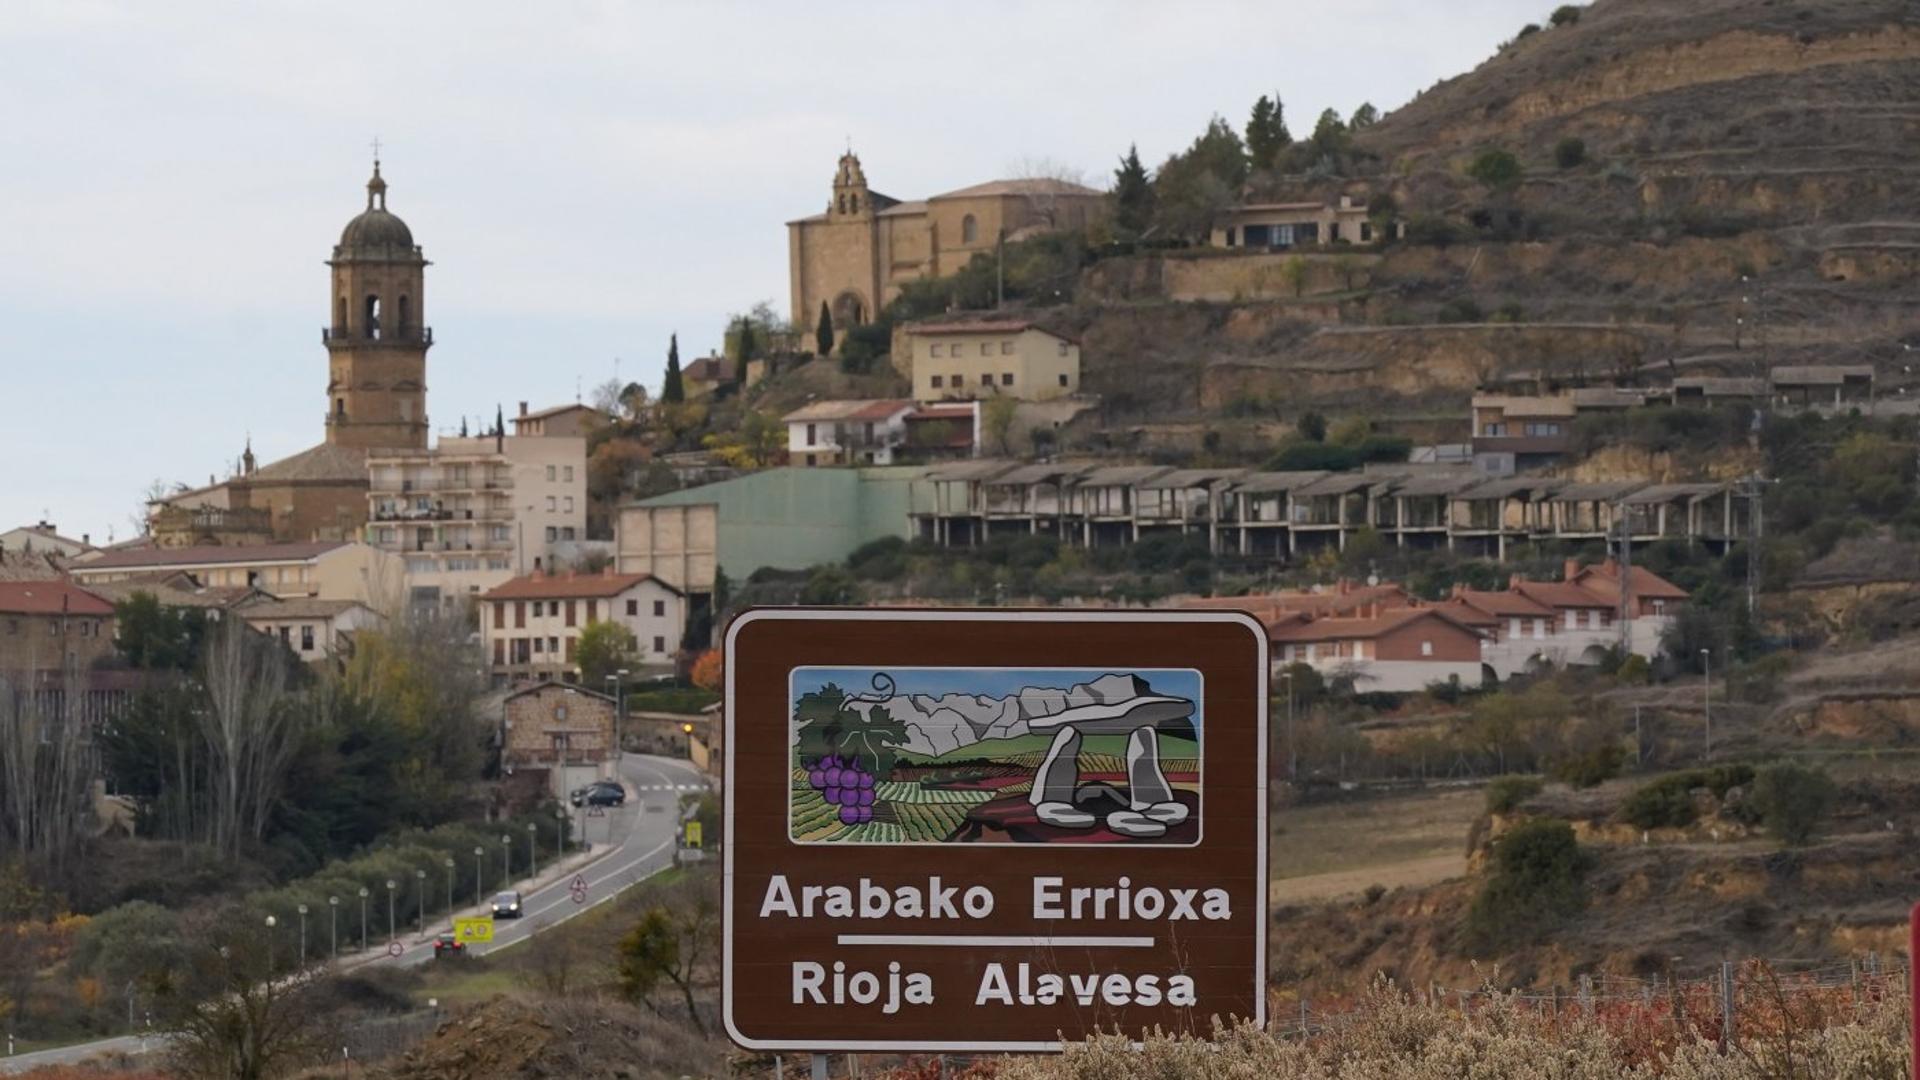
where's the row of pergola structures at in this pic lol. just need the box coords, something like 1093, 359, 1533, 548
910, 461, 1757, 559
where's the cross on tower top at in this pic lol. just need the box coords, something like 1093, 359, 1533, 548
370, 135, 382, 162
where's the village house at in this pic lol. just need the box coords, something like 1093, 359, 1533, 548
1266, 606, 1488, 693
0, 580, 116, 674
903, 319, 1081, 404
1770, 364, 1874, 409
481, 569, 684, 686
682, 355, 735, 400
510, 401, 606, 438
501, 682, 617, 771
1210, 196, 1382, 249
237, 597, 385, 666
782, 400, 916, 467
0, 522, 93, 560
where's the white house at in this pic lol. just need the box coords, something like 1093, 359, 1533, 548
238, 598, 386, 665
481, 569, 685, 685
782, 399, 916, 467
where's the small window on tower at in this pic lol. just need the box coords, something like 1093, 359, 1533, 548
365, 295, 382, 340
962, 214, 978, 244
397, 295, 410, 333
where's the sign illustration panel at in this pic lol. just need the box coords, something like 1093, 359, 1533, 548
788, 667, 1203, 845
725, 609, 1268, 1052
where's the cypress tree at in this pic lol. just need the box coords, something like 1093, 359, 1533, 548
1246, 94, 1292, 170
816, 301, 835, 356
662, 333, 685, 403
1112, 144, 1154, 238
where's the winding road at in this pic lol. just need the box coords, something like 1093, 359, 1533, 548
0, 752, 709, 1075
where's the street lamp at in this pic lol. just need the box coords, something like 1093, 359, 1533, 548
526, 822, 538, 876
415, 870, 427, 936
555, 806, 569, 858
357, 886, 369, 953
443, 857, 455, 922
297, 904, 309, 968
1700, 648, 1713, 759
385, 880, 397, 943
682, 722, 695, 759
328, 896, 340, 960
473, 847, 485, 907
615, 667, 629, 758
264, 915, 277, 974
500, 835, 512, 889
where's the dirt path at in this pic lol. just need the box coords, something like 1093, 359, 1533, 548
1270, 853, 1465, 905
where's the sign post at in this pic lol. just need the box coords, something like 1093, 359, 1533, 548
723, 608, 1268, 1052
452, 917, 494, 945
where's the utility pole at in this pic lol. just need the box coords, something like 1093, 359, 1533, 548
1701, 649, 1713, 760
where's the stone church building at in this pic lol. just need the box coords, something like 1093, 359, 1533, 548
154, 162, 436, 545
786, 152, 1106, 341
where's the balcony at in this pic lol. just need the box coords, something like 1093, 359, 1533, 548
322, 326, 433, 347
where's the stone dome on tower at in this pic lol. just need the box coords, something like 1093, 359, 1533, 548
334, 161, 417, 258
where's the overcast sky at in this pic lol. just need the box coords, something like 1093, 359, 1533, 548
0, 1, 1542, 542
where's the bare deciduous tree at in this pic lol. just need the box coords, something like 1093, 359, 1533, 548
198, 622, 299, 858
0, 660, 94, 875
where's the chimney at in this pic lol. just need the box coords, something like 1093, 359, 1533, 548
1451, 583, 1466, 598
1563, 558, 1580, 582
81, 534, 90, 547
1602, 556, 1619, 576
519, 402, 529, 417
530, 568, 544, 582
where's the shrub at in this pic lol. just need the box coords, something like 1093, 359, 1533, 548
1620, 765, 1755, 829
1437, 298, 1484, 324
1466, 148, 1523, 192
1749, 762, 1837, 846
1551, 743, 1626, 789
1485, 775, 1543, 814
1296, 410, 1328, 442
1462, 819, 1588, 952
1516, 22, 1542, 39
1614, 654, 1650, 683
1550, 4, 1582, 26
1404, 214, 1464, 247
1554, 136, 1587, 169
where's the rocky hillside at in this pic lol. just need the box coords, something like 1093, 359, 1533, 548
1059, 0, 1920, 430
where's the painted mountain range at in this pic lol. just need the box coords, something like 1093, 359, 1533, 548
842, 673, 1195, 758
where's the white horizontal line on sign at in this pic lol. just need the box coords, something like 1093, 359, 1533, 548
836, 934, 1155, 948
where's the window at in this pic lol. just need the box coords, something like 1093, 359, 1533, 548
1420, 639, 1433, 657
1360, 221, 1374, 243
961, 213, 977, 244
563, 466, 574, 482
546, 526, 557, 542
365, 294, 381, 339
930, 375, 943, 388
1001, 341, 1014, 355
930, 343, 943, 358
806, 423, 817, 446
546, 465, 557, 481
950, 373, 961, 387
561, 527, 575, 541
546, 496, 557, 512
1531, 618, 1545, 638
1057, 341, 1068, 357
279, 627, 290, 646
1652, 599, 1667, 615
1524, 422, 1563, 437
493, 603, 505, 630
1001, 373, 1014, 386
980, 374, 993, 386
653, 600, 666, 617
1329, 222, 1341, 242
565, 600, 577, 627
397, 295, 410, 333
532, 637, 544, 654
493, 639, 505, 664
548, 636, 559, 655
1564, 610, 1576, 630
1058, 374, 1069, 387
563, 496, 574, 513
301, 625, 315, 652
514, 602, 526, 629
626, 599, 639, 616
980, 343, 991, 357
653, 636, 666, 653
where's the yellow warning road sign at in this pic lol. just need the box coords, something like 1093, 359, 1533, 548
684, 820, 703, 849
453, 917, 494, 943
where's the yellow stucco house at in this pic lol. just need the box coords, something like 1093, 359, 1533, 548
902, 319, 1081, 404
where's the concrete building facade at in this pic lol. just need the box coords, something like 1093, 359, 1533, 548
903, 320, 1081, 403
0, 581, 116, 674
481, 570, 684, 685
782, 400, 915, 466
364, 430, 588, 613
69, 541, 406, 609
238, 598, 385, 666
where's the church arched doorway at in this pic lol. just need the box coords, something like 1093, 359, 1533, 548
831, 290, 867, 329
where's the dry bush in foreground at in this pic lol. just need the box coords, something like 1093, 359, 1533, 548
989, 977, 1909, 1080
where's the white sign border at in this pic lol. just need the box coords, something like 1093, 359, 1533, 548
722, 607, 1270, 1053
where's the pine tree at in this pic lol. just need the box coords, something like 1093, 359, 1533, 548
1112, 144, 1155, 238
1245, 94, 1291, 170
815, 301, 835, 356
662, 333, 685, 403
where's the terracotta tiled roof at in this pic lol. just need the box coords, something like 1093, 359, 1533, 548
930, 178, 1103, 200
483, 570, 679, 600
1451, 589, 1556, 618
684, 356, 734, 382
246, 443, 369, 484
0, 580, 115, 617
76, 541, 348, 571
1571, 561, 1689, 601
1513, 580, 1614, 610
81, 575, 265, 611
240, 598, 377, 620
904, 318, 1077, 343
782, 399, 915, 423
1265, 606, 1484, 643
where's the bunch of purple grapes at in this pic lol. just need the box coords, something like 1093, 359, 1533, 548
808, 754, 877, 825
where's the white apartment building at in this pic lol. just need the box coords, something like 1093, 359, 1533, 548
480, 569, 685, 685
782, 400, 915, 466
365, 431, 588, 613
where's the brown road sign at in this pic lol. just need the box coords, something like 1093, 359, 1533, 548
723, 608, 1268, 1053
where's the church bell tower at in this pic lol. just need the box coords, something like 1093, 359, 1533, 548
324, 160, 431, 450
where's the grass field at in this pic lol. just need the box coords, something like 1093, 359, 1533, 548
1270, 787, 1483, 889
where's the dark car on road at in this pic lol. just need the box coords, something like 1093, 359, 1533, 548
571, 780, 626, 807
432, 932, 466, 959
492, 890, 523, 918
